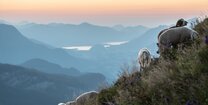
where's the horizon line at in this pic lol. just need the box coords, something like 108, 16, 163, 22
0, 18, 180, 28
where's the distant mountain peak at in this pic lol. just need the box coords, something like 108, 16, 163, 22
79, 22, 92, 26
0, 23, 24, 38
0, 19, 10, 24
113, 24, 125, 31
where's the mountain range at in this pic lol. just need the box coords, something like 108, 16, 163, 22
15, 22, 149, 47
0, 23, 98, 72
0, 21, 170, 82
65, 25, 168, 81
0, 18, 198, 105
21, 58, 81, 76
0, 63, 105, 105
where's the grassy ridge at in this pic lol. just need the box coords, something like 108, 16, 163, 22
94, 18, 208, 105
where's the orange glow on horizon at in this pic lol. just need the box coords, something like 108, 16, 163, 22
0, 0, 208, 26
1, 0, 207, 11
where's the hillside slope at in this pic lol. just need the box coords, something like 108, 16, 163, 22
96, 18, 208, 105
62, 18, 208, 105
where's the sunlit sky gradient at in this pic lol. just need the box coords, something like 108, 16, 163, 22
0, 0, 208, 26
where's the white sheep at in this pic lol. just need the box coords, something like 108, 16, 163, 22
75, 91, 98, 105
65, 101, 76, 105
157, 18, 188, 41
58, 103, 66, 105
138, 48, 152, 70
63, 91, 98, 105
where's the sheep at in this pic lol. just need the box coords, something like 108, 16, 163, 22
75, 91, 98, 105
157, 18, 188, 50
138, 48, 151, 70
64, 91, 98, 105
58, 103, 66, 105
65, 101, 76, 105
158, 27, 199, 55
157, 19, 188, 41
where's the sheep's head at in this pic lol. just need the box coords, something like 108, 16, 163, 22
176, 18, 188, 27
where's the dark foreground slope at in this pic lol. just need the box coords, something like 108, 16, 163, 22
78, 18, 208, 105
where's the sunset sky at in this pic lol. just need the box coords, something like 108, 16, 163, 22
0, 0, 208, 26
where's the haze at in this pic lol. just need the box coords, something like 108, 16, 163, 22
0, 0, 208, 26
